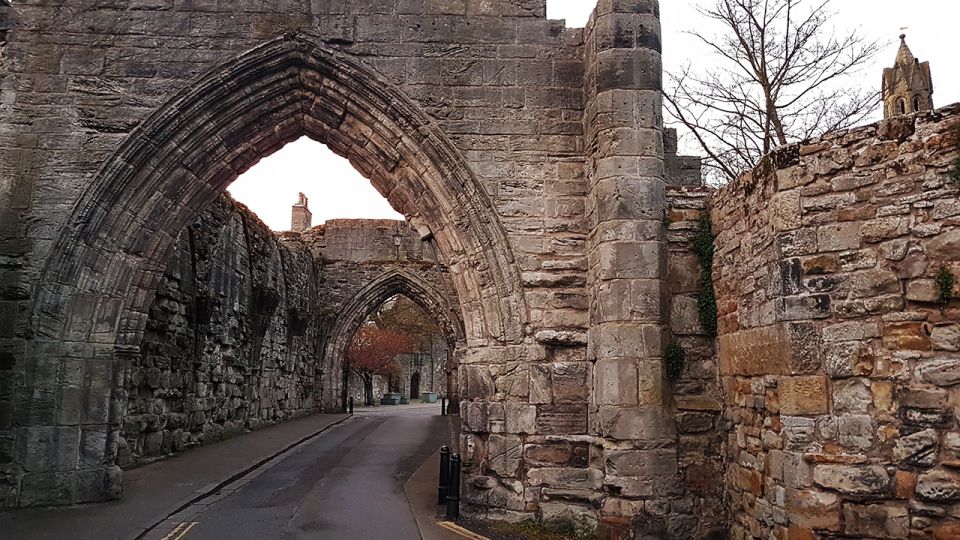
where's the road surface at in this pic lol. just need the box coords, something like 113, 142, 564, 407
147, 405, 448, 540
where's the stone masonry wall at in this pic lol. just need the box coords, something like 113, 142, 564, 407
665, 186, 728, 536
122, 196, 324, 468
714, 105, 960, 539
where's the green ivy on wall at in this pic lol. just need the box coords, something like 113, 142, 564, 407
692, 215, 718, 338
936, 266, 957, 307
665, 342, 685, 380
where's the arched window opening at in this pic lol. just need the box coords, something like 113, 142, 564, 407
897, 98, 907, 115
345, 294, 449, 406
913, 96, 922, 112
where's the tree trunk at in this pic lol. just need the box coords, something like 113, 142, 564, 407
363, 376, 374, 406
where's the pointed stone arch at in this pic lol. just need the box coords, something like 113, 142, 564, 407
20, 34, 525, 505
323, 268, 465, 410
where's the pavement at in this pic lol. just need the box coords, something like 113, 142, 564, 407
0, 404, 472, 540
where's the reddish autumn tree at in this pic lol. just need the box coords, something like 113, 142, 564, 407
347, 324, 414, 405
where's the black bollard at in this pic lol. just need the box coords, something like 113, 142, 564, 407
441, 396, 447, 416
437, 446, 450, 505
348, 396, 354, 414
446, 453, 461, 519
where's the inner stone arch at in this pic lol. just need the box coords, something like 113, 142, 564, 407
34, 34, 526, 348
324, 269, 465, 411
22, 34, 526, 505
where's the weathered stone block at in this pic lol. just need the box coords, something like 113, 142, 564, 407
841, 502, 909, 539
596, 241, 663, 280
551, 362, 590, 404
917, 469, 960, 502
593, 358, 638, 406
848, 269, 901, 299
813, 464, 889, 496
718, 324, 814, 377
882, 322, 931, 351
536, 404, 587, 435
778, 376, 828, 416
462, 366, 496, 400
781, 415, 817, 452
487, 434, 522, 478
504, 403, 536, 434
540, 502, 598, 536
784, 488, 840, 531
932, 324, 960, 352
927, 230, 960, 259
675, 411, 715, 434
779, 294, 831, 321
893, 428, 939, 468
524, 442, 589, 468
604, 448, 677, 477
817, 223, 860, 252
917, 357, 960, 387
770, 190, 802, 231
669, 295, 701, 335
636, 358, 665, 405
526, 467, 603, 490
900, 386, 948, 409
529, 364, 552, 404
831, 378, 872, 413
818, 414, 874, 450
595, 405, 675, 441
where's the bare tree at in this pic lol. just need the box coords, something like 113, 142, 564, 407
665, 0, 880, 183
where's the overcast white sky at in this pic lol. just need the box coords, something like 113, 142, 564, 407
229, 0, 959, 230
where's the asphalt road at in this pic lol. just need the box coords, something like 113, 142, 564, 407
147, 405, 448, 540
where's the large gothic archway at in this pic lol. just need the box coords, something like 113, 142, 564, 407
323, 269, 465, 411
21, 34, 526, 505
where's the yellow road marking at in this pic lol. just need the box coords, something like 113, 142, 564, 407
161, 521, 198, 540
437, 521, 489, 540
173, 522, 198, 540
160, 522, 186, 540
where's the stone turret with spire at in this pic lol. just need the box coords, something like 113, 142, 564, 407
882, 34, 934, 118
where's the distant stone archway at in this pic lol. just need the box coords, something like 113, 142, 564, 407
323, 269, 464, 411
22, 34, 523, 505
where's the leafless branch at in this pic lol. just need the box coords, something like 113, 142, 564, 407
665, 0, 880, 183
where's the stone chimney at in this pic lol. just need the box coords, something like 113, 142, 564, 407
291, 192, 312, 232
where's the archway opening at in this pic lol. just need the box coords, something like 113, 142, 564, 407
344, 294, 451, 407
119, 121, 429, 467
21, 35, 521, 506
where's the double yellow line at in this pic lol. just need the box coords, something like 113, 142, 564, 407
161, 521, 198, 540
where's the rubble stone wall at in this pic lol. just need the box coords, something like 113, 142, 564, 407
123, 197, 324, 467
713, 106, 960, 539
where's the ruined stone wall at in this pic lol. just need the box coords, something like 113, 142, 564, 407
714, 105, 960, 538
303, 218, 451, 312
123, 197, 324, 467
